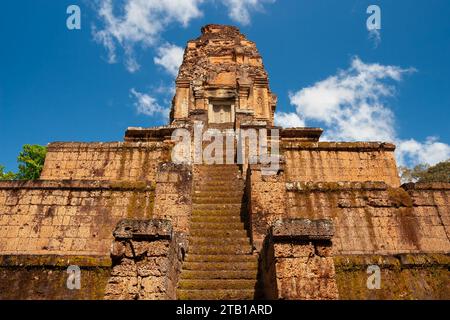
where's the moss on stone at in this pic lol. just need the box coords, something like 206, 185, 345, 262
335, 267, 447, 299
0, 254, 112, 267
388, 187, 413, 207
109, 180, 151, 191
0, 266, 110, 299
334, 254, 449, 299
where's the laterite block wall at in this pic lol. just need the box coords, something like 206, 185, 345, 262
41, 142, 170, 181
285, 182, 450, 255
0, 180, 155, 256
283, 142, 400, 187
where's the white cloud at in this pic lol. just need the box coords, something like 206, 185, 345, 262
93, 0, 276, 71
130, 88, 169, 119
274, 112, 304, 128
154, 43, 184, 77
275, 57, 450, 167
282, 57, 411, 141
220, 0, 274, 25
397, 138, 450, 167
93, 0, 203, 72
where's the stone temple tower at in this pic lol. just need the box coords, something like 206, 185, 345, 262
0, 24, 448, 300
170, 24, 277, 128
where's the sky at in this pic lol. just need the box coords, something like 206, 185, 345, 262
0, 0, 449, 172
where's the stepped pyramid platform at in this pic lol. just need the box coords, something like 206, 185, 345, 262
0, 24, 448, 300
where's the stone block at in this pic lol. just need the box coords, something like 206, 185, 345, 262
272, 218, 334, 241
113, 219, 172, 240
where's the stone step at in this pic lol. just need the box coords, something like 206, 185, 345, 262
193, 204, 242, 211
194, 188, 243, 194
194, 186, 242, 192
194, 187, 243, 193
190, 229, 248, 238
182, 261, 257, 271
189, 237, 250, 246
189, 244, 252, 255
185, 254, 257, 263
190, 222, 244, 230
192, 197, 242, 204
196, 168, 240, 174
192, 196, 243, 202
177, 289, 254, 300
195, 165, 240, 170
194, 169, 242, 179
178, 279, 256, 290
180, 270, 257, 280
194, 174, 243, 181
194, 190, 243, 196
196, 165, 239, 169
191, 215, 242, 223
191, 209, 242, 216
194, 173, 240, 179
194, 185, 244, 192
195, 179, 243, 186
196, 172, 240, 175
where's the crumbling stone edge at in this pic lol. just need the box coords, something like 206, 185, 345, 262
257, 218, 339, 300
104, 219, 187, 300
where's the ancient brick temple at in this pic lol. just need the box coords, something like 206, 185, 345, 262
0, 25, 449, 300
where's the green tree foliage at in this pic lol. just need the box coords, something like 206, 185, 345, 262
399, 160, 450, 183
0, 165, 17, 180
0, 145, 47, 181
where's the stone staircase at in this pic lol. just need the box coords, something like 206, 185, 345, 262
177, 164, 258, 300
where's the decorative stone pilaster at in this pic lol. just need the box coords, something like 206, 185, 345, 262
104, 219, 187, 300
259, 218, 339, 300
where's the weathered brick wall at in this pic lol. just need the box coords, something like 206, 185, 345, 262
153, 163, 192, 233
0, 180, 155, 256
258, 219, 338, 300
334, 254, 450, 299
0, 255, 111, 299
41, 142, 170, 181
404, 183, 450, 240
247, 165, 286, 250
249, 167, 449, 299
285, 182, 450, 255
105, 220, 186, 300
283, 142, 400, 186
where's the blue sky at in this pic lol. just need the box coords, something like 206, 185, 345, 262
1, 0, 449, 171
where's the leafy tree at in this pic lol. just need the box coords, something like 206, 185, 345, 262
0, 145, 47, 181
0, 165, 17, 180
16, 145, 47, 180
400, 159, 450, 183
399, 164, 429, 183
417, 160, 450, 183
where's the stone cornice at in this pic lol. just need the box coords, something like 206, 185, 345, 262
282, 141, 396, 151
0, 180, 155, 191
